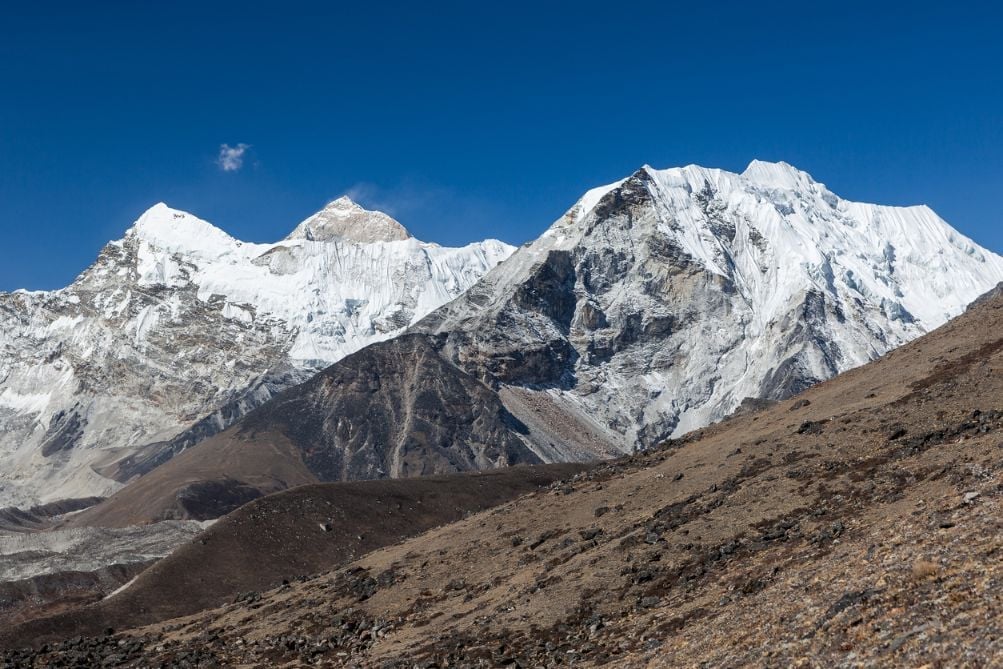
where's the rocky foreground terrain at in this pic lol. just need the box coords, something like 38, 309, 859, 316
2, 289, 999, 667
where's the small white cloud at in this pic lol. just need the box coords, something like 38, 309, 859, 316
344, 182, 398, 215
217, 143, 250, 172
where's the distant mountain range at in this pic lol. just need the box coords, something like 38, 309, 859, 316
50, 160, 1003, 525
0, 199, 513, 507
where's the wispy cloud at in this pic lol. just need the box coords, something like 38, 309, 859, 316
217, 143, 251, 172
344, 182, 393, 213
339, 179, 515, 246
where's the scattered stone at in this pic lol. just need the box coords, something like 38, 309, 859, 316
796, 421, 824, 436
887, 427, 908, 441
529, 529, 560, 550
911, 560, 939, 579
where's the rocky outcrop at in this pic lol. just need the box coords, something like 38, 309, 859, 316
417, 163, 1003, 449
235, 333, 540, 481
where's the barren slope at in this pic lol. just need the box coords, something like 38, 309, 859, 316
67, 334, 546, 527
7, 284, 999, 667
1, 465, 585, 648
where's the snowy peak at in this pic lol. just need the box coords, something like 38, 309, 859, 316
423, 159, 1003, 452
127, 203, 237, 257
567, 161, 1003, 329
741, 159, 818, 190
286, 196, 411, 244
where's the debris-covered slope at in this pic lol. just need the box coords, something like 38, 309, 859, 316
12, 278, 999, 666
67, 334, 553, 526
1, 465, 586, 647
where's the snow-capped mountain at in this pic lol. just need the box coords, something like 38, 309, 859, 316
418, 160, 1003, 452
0, 199, 514, 507
81, 160, 1003, 523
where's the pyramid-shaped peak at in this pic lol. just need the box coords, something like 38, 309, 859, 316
325, 195, 364, 209
741, 160, 818, 189
127, 202, 237, 255
134, 201, 188, 223
287, 196, 411, 244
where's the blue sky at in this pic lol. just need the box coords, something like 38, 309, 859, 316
2, 1, 1001, 290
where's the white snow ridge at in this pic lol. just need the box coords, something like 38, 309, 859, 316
0, 199, 514, 507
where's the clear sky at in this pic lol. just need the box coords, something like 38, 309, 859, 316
2, 1, 1001, 291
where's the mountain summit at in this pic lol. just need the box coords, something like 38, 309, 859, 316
285, 196, 411, 243
126, 203, 238, 257
415, 161, 1003, 449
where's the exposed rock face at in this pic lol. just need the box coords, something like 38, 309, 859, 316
418, 162, 1003, 450
0, 201, 514, 507
285, 196, 411, 243
236, 333, 541, 481
72, 335, 550, 525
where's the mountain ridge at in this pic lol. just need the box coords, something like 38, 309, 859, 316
63, 161, 1003, 524
415, 161, 1003, 443
0, 200, 514, 508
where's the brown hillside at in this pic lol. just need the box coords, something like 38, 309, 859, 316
5, 289, 1002, 667
1, 465, 585, 649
